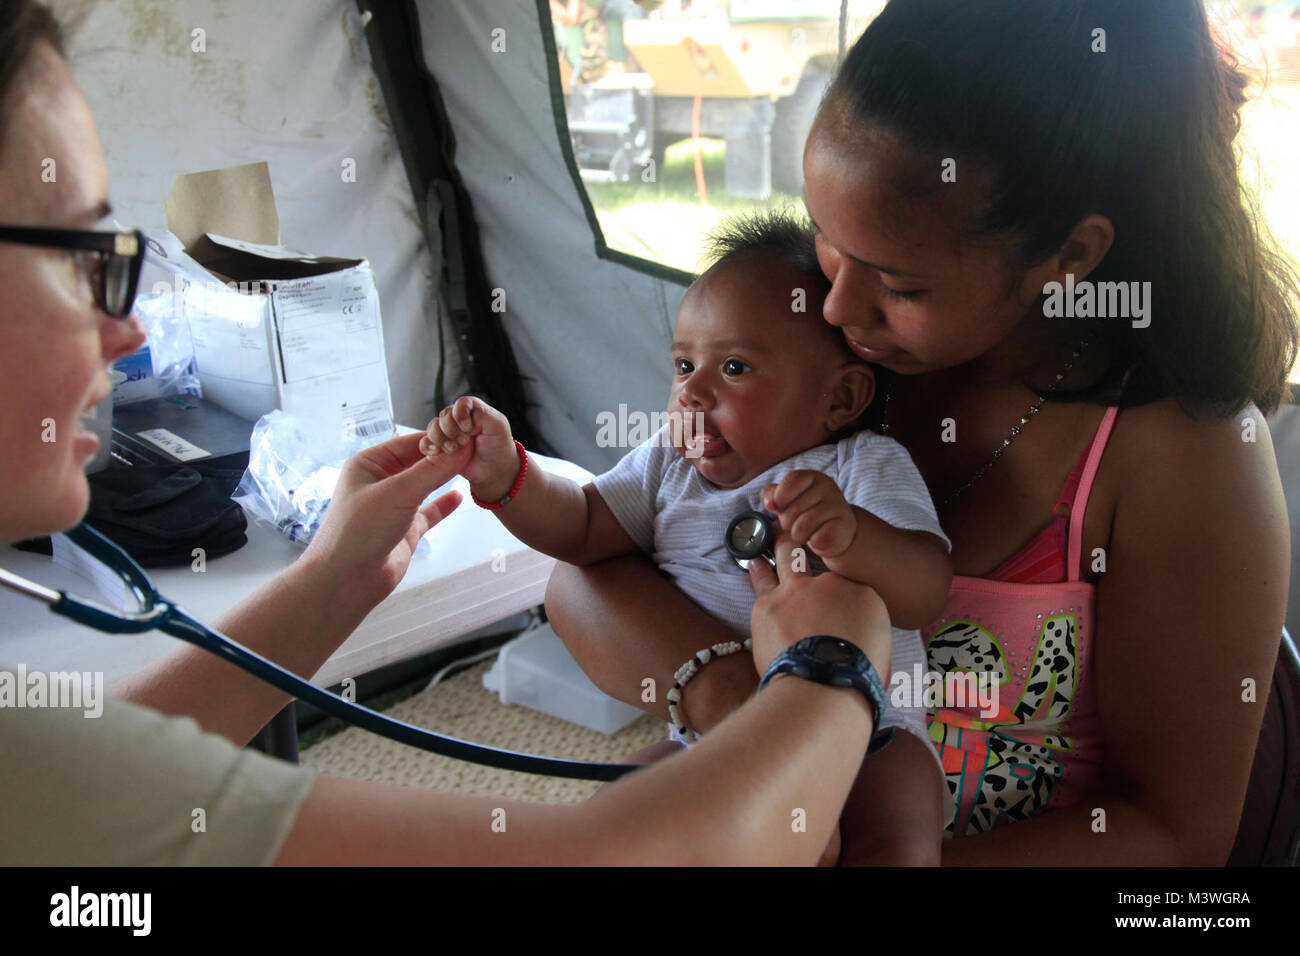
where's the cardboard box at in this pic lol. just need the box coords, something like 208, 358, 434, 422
142, 162, 394, 440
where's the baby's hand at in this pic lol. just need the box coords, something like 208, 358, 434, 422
421, 396, 521, 502
761, 470, 856, 560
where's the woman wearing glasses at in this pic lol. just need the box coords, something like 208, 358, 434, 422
0, 2, 898, 865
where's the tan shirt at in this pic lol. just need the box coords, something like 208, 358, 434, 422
0, 671, 316, 865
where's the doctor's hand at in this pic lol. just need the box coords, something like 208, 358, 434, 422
747, 532, 892, 678
303, 431, 466, 609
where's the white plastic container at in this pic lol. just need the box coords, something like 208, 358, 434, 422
483, 623, 644, 735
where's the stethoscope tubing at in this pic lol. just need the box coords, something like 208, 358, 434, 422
4, 524, 640, 782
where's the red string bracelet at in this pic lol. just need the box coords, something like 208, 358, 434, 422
470, 440, 528, 509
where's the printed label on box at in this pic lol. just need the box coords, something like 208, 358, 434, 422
135, 428, 211, 462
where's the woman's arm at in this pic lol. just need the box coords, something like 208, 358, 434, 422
546, 556, 760, 731
110, 434, 465, 747
944, 402, 1289, 865
276, 538, 896, 865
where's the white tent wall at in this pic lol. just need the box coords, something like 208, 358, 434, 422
416, 0, 686, 472
47, 0, 463, 431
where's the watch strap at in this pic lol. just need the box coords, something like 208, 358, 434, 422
759, 636, 894, 753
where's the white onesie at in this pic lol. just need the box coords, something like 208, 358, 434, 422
591, 424, 950, 770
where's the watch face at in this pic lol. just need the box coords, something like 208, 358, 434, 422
760, 639, 883, 728
810, 638, 856, 664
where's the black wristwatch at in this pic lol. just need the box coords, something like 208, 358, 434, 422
759, 636, 896, 754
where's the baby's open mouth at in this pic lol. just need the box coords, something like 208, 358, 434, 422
685, 432, 727, 459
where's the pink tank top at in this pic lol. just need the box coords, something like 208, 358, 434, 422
922, 405, 1122, 839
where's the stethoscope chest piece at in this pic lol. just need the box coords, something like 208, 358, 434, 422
726, 510, 776, 570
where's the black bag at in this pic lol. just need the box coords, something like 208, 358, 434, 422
80, 462, 248, 568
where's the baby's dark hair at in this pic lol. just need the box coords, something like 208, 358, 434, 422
828, 0, 1299, 417
695, 210, 872, 437
700, 207, 830, 299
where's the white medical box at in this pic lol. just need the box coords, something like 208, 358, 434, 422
483, 623, 644, 735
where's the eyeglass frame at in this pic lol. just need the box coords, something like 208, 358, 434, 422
0, 225, 145, 318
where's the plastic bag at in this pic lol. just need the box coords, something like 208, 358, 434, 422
233, 410, 379, 545
130, 288, 202, 401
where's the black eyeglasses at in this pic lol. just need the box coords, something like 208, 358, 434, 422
0, 226, 145, 318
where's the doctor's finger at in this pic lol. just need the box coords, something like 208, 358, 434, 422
418, 489, 463, 530
747, 549, 778, 598
350, 432, 431, 481
377, 441, 470, 504
770, 531, 800, 579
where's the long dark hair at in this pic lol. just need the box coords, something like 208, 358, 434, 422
0, 1, 63, 123
828, 0, 1299, 417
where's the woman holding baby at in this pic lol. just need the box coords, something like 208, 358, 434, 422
548, 0, 1297, 865
2, 0, 1293, 866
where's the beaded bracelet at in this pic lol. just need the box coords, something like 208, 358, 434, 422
666, 637, 752, 743
470, 440, 528, 509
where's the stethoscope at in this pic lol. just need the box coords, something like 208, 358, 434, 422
725, 510, 826, 575
725, 510, 778, 570
0, 523, 640, 781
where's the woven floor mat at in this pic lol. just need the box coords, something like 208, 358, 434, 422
300, 660, 670, 804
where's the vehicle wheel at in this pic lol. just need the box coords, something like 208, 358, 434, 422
770, 67, 832, 196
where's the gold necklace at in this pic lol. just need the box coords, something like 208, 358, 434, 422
877, 340, 1089, 508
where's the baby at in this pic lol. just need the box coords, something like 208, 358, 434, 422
422, 210, 953, 863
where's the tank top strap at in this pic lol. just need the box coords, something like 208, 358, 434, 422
1067, 405, 1121, 583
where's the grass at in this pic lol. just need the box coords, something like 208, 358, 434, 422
585, 138, 803, 275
